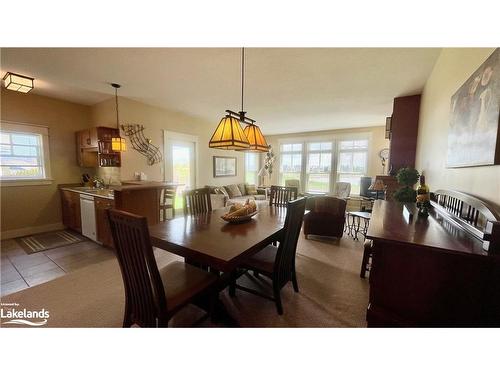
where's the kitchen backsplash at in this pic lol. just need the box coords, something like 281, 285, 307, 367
97, 167, 121, 186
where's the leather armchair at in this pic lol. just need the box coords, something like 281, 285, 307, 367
303, 196, 347, 239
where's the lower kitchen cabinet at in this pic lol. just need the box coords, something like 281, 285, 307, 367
60, 190, 81, 232
95, 197, 115, 248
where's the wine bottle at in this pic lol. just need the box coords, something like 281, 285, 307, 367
417, 175, 430, 202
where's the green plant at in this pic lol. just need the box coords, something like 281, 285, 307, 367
396, 167, 420, 186
393, 167, 420, 203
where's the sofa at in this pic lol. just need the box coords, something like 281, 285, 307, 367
205, 183, 268, 209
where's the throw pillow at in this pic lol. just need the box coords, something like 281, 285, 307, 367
238, 183, 247, 196
225, 184, 242, 198
205, 185, 219, 194
216, 186, 229, 198
245, 184, 258, 195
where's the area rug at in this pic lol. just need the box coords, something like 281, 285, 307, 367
16, 230, 87, 254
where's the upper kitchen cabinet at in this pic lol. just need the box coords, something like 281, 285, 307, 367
79, 127, 99, 148
76, 127, 121, 168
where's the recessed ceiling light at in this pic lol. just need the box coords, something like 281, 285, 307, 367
3, 72, 34, 93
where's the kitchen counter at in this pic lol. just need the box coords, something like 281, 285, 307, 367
61, 186, 115, 200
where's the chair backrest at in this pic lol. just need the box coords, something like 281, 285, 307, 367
159, 187, 176, 221
269, 185, 298, 207
274, 197, 307, 288
333, 182, 351, 199
312, 196, 347, 217
285, 179, 301, 193
107, 209, 166, 327
183, 187, 212, 216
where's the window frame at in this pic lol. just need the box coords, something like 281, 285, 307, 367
0, 121, 52, 187
278, 142, 303, 189
305, 141, 333, 193
336, 138, 369, 195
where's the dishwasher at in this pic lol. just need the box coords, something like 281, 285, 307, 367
80, 194, 97, 241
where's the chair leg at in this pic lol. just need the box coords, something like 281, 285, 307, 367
273, 284, 283, 315
229, 272, 236, 297
292, 271, 299, 293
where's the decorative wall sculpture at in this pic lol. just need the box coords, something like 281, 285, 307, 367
121, 124, 163, 165
447, 48, 500, 167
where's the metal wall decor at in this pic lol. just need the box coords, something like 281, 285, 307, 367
121, 124, 163, 165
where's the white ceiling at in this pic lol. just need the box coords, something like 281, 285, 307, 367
1, 48, 441, 135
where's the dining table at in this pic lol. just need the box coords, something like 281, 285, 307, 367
148, 205, 289, 325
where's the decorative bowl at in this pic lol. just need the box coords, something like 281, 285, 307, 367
221, 211, 258, 223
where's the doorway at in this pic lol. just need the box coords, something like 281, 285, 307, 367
164, 131, 199, 213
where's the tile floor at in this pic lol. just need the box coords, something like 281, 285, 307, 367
1, 238, 115, 297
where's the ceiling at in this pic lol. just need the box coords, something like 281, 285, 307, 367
1, 48, 441, 135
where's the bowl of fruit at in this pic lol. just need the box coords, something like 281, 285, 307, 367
221, 199, 258, 223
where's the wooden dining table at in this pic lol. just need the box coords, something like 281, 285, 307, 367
148, 206, 288, 325
149, 206, 288, 272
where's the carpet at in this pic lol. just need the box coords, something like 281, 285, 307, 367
16, 230, 87, 254
1, 234, 369, 328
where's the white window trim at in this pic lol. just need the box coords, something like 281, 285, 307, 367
0, 121, 53, 187
277, 132, 372, 195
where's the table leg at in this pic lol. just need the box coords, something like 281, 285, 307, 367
354, 216, 361, 241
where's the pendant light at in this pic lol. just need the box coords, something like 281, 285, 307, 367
209, 48, 269, 152
111, 83, 127, 152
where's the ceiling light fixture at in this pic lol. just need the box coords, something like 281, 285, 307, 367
111, 83, 127, 152
3, 72, 34, 93
209, 48, 269, 152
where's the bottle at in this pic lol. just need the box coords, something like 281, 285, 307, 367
417, 175, 430, 203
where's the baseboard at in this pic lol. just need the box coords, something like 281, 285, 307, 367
1, 222, 65, 240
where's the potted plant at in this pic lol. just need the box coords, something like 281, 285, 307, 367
393, 167, 420, 203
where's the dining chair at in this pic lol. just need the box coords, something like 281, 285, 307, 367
183, 187, 212, 216
159, 187, 176, 221
269, 185, 298, 207
229, 197, 307, 315
285, 179, 301, 194
107, 208, 218, 327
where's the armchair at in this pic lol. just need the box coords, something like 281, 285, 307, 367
303, 196, 347, 239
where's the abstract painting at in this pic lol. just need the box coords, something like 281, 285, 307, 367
447, 48, 500, 167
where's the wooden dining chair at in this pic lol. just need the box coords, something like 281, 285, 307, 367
159, 187, 176, 221
183, 187, 212, 216
269, 185, 298, 207
229, 197, 307, 315
107, 209, 218, 327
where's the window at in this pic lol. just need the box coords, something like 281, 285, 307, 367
306, 142, 332, 193
336, 139, 368, 195
0, 122, 51, 184
245, 152, 259, 185
279, 143, 302, 186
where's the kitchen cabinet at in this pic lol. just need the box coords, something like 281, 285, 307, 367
79, 127, 98, 149
76, 127, 121, 168
95, 197, 115, 248
60, 190, 81, 232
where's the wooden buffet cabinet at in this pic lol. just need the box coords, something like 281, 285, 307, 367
365, 191, 500, 327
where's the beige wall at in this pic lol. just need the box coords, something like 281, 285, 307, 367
90, 97, 246, 187
1, 88, 93, 236
415, 48, 500, 206
265, 126, 389, 187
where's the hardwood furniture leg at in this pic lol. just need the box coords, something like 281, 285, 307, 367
360, 240, 373, 278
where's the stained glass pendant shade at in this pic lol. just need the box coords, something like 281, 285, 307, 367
243, 123, 268, 152
209, 115, 250, 150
